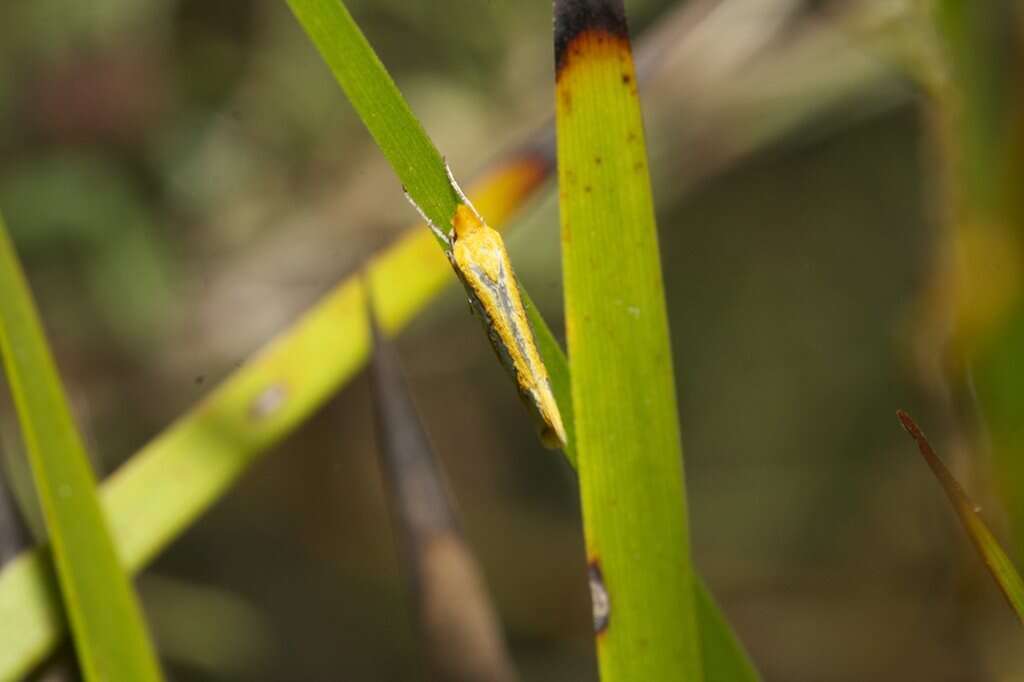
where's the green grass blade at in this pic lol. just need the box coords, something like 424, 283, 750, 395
554, 2, 702, 678
527, 297, 760, 680
0, 214, 163, 682
897, 411, 1024, 622
284, 0, 458, 234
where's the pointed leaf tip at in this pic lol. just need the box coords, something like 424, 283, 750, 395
896, 410, 1024, 624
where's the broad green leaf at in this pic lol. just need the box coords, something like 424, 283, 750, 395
0, 213, 163, 681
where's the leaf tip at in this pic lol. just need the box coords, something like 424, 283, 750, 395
554, 0, 630, 78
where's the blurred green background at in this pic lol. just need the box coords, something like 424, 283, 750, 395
1, 0, 1020, 680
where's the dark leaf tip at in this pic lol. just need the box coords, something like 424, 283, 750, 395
554, 0, 630, 76
896, 409, 922, 440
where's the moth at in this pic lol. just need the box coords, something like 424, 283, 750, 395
406, 163, 567, 450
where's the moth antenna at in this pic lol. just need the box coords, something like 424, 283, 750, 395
403, 186, 451, 249
444, 158, 486, 225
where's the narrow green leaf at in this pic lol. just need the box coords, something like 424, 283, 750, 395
0, 214, 163, 681
553, 1, 702, 679
897, 410, 1024, 622
284, 0, 458, 233
527, 296, 760, 681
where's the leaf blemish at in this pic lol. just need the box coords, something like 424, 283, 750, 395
250, 383, 288, 420
588, 559, 610, 636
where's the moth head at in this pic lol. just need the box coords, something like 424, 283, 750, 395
451, 204, 486, 242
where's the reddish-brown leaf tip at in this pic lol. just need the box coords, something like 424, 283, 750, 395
554, 0, 630, 77
896, 409, 923, 440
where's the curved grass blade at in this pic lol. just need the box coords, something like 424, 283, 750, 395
0, 215, 164, 681
897, 410, 1024, 623
367, 293, 517, 682
554, 1, 702, 678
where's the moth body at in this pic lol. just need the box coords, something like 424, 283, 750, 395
450, 205, 567, 450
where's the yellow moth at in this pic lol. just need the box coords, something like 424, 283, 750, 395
406, 163, 568, 450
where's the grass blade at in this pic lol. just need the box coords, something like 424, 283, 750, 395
284, 0, 458, 234
368, 294, 517, 682
554, 1, 702, 679
0, 215, 163, 681
527, 297, 760, 680
897, 410, 1024, 623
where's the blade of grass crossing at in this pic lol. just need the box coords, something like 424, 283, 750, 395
897, 411, 1024, 622
554, 2, 702, 679
0, 215, 164, 681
